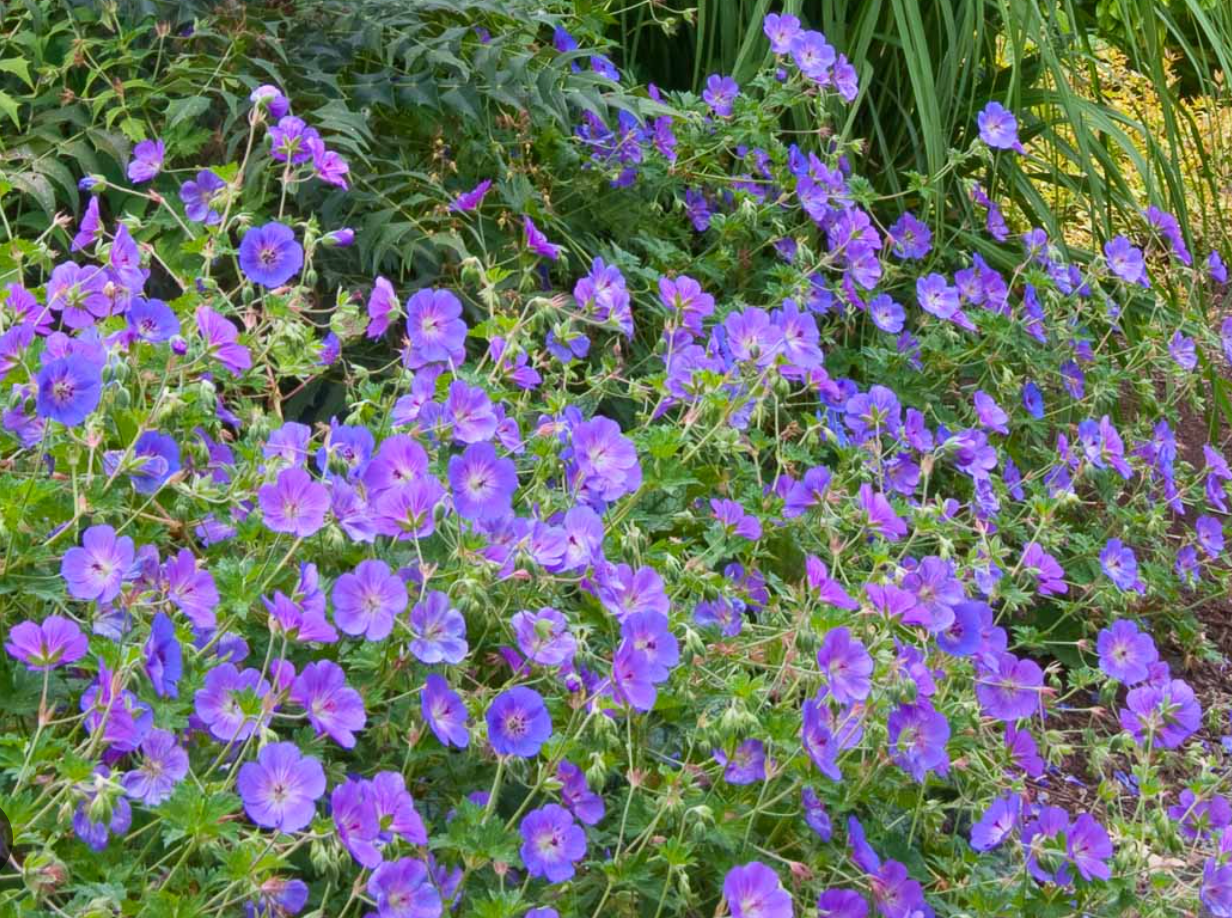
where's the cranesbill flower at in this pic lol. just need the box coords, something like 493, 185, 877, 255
789, 30, 836, 82
618, 612, 678, 684
868, 294, 905, 334
36, 356, 103, 426
763, 13, 801, 53
369, 771, 428, 846
196, 306, 252, 375
1100, 539, 1144, 593
372, 476, 444, 540
816, 890, 867, 918
449, 179, 492, 213
1005, 724, 1045, 777
973, 390, 1009, 435
409, 590, 468, 664
250, 84, 290, 118
1097, 620, 1158, 685
121, 728, 188, 805
558, 760, 605, 825
703, 74, 739, 117
715, 739, 767, 785
73, 771, 132, 852
422, 673, 469, 748
977, 101, 1025, 152
886, 700, 950, 782
290, 660, 367, 748
449, 441, 518, 521
122, 430, 181, 494
1202, 859, 1232, 916
258, 467, 330, 538
513, 607, 577, 667
1120, 678, 1201, 749
194, 663, 272, 742
332, 559, 407, 641
723, 861, 793, 918
180, 169, 226, 223
520, 804, 587, 883
239, 222, 303, 288
1211, 250, 1229, 284
72, 196, 103, 252
1020, 542, 1067, 595
524, 216, 561, 261
970, 794, 1020, 852
487, 686, 552, 757
1170, 331, 1197, 370
816, 627, 872, 704
126, 298, 179, 343
164, 548, 219, 629
1197, 514, 1225, 558
61, 525, 134, 603
5, 615, 88, 671
1067, 813, 1112, 881
711, 498, 762, 540
975, 652, 1044, 721
404, 288, 468, 368
887, 211, 931, 260
366, 277, 399, 339
444, 380, 498, 444
857, 484, 907, 541
128, 139, 165, 183
143, 612, 181, 697
569, 416, 642, 503
801, 787, 832, 841
1105, 236, 1149, 287
331, 778, 381, 868
238, 742, 325, 833
368, 858, 441, 918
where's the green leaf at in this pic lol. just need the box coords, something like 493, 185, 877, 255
166, 96, 212, 131
0, 90, 20, 128
0, 57, 32, 88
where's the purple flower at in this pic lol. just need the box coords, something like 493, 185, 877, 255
449, 179, 492, 213
801, 787, 832, 841
524, 216, 561, 261
444, 380, 497, 444
237, 742, 325, 833
977, 101, 1025, 152
128, 139, 165, 183
404, 288, 467, 368
1105, 235, 1149, 287
816, 890, 867, 918
126, 297, 179, 344
1170, 331, 1197, 370
332, 559, 407, 641
886, 700, 950, 782
368, 858, 441, 918
367, 277, 400, 339
868, 294, 905, 334
558, 760, 605, 825
239, 222, 303, 288
290, 660, 366, 748
259, 467, 330, 537
164, 548, 219, 629
1097, 620, 1158, 685
816, 627, 873, 704
422, 673, 469, 748
513, 607, 576, 667
250, 84, 290, 118
711, 498, 762, 540
569, 416, 642, 503
703, 74, 739, 116
715, 739, 767, 784
72, 196, 103, 252
487, 686, 552, 757
36, 356, 103, 426
858, 484, 907, 541
196, 306, 252, 375
887, 212, 932, 260
194, 663, 271, 742
409, 590, 468, 664
332, 778, 381, 868
970, 794, 1020, 852
916, 273, 960, 320
1203, 859, 1232, 917
1067, 813, 1112, 881
790, 30, 836, 82
121, 729, 188, 805
1198, 514, 1225, 558
1211, 250, 1229, 284
143, 612, 182, 697
114, 430, 181, 494
180, 169, 226, 223
1120, 678, 1201, 749
61, 525, 134, 603
73, 774, 132, 851
449, 442, 518, 521
763, 13, 801, 54
6, 615, 88, 671
973, 390, 1009, 435
520, 803, 587, 883
723, 862, 793, 918
975, 652, 1044, 721
1100, 539, 1144, 593
1020, 542, 1067, 595
1005, 724, 1044, 777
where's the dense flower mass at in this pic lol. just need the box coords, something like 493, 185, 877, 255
2, 7, 1231, 918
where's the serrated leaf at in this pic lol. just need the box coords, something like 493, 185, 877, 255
0, 57, 32, 88
0, 90, 19, 128
166, 96, 212, 130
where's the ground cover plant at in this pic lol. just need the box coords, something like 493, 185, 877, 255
4, 3, 1232, 918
